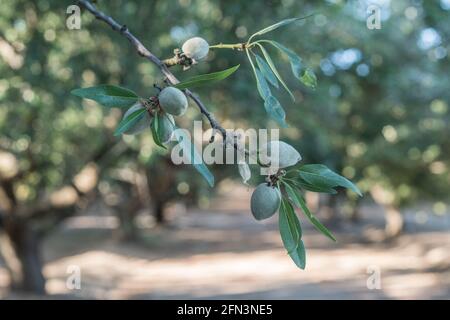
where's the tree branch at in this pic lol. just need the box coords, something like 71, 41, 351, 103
77, 0, 227, 139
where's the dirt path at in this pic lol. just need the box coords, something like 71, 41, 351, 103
1, 185, 449, 299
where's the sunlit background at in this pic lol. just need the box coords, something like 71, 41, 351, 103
0, 0, 449, 299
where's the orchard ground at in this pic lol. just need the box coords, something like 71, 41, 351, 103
0, 182, 449, 299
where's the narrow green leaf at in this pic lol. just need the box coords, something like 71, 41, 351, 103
257, 44, 295, 101
258, 40, 317, 89
279, 197, 306, 269
284, 175, 338, 194
291, 239, 306, 270
265, 41, 303, 80
248, 15, 314, 43
246, 48, 270, 101
150, 112, 167, 149
174, 65, 240, 89
300, 68, 317, 89
296, 180, 338, 194
114, 108, 146, 136
282, 181, 302, 208
264, 95, 287, 128
298, 164, 362, 196
255, 68, 271, 100
255, 53, 279, 88
298, 194, 337, 242
279, 199, 301, 253
282, 180, 336, 242
71, 85, 139, 108
173, 128, 214, 187
248, 49, 288, 128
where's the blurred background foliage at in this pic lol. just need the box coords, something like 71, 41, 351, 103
0, 0, 449, 295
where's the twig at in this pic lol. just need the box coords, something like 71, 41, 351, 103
77, 0, 227, 139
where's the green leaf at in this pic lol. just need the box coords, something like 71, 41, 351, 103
253, 65, 287, 127
298, 164, 362, 196
150, 112, 167, 149
279, 197, 307, 270
282, 181, 302, 208
264, 95, 287, 128
173, 128, 214, 187
71, 85, 139, 108
279, 199, 301, 253
298, 194, 336, 242
291, 239, 306, 270
266, 41, 303, 80
300, 68, 317, 89
246, 49, 271, 101
247, 49, 288, 128
258, 40, 317, 89
255, 53, 279, 88
282, 180, 336, 241
248, 15, 314, 43
174, 65, 240, 89
254, 68, 271, 100
284, 174, 338, 194
256, 44, 295, 101
114, 108, 146, 136
296, 180, 338, 194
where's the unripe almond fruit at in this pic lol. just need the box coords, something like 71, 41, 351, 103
158, 87, 188, 116
123, 103, 151, 135
259, 140, 302, 169
250, 183, 281, 220
182, 37, 209, 61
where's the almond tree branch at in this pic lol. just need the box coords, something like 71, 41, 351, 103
77, 0, 227, 139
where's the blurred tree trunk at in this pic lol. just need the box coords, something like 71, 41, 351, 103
370, 186, 404, 238
0, 178, 46, 294
0, 217, 45, 294
110, 167, 150, 240
349, 204, 361, 223
0, 140, 122, 294
116, 208, 139, 241
153, 200, 166, 225
146, 157, 176, 226
345, 198, 362, 223
115, 183, 140, 241
320, 194, 341, 227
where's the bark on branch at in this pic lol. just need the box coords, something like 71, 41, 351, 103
77, 0, 227, 139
